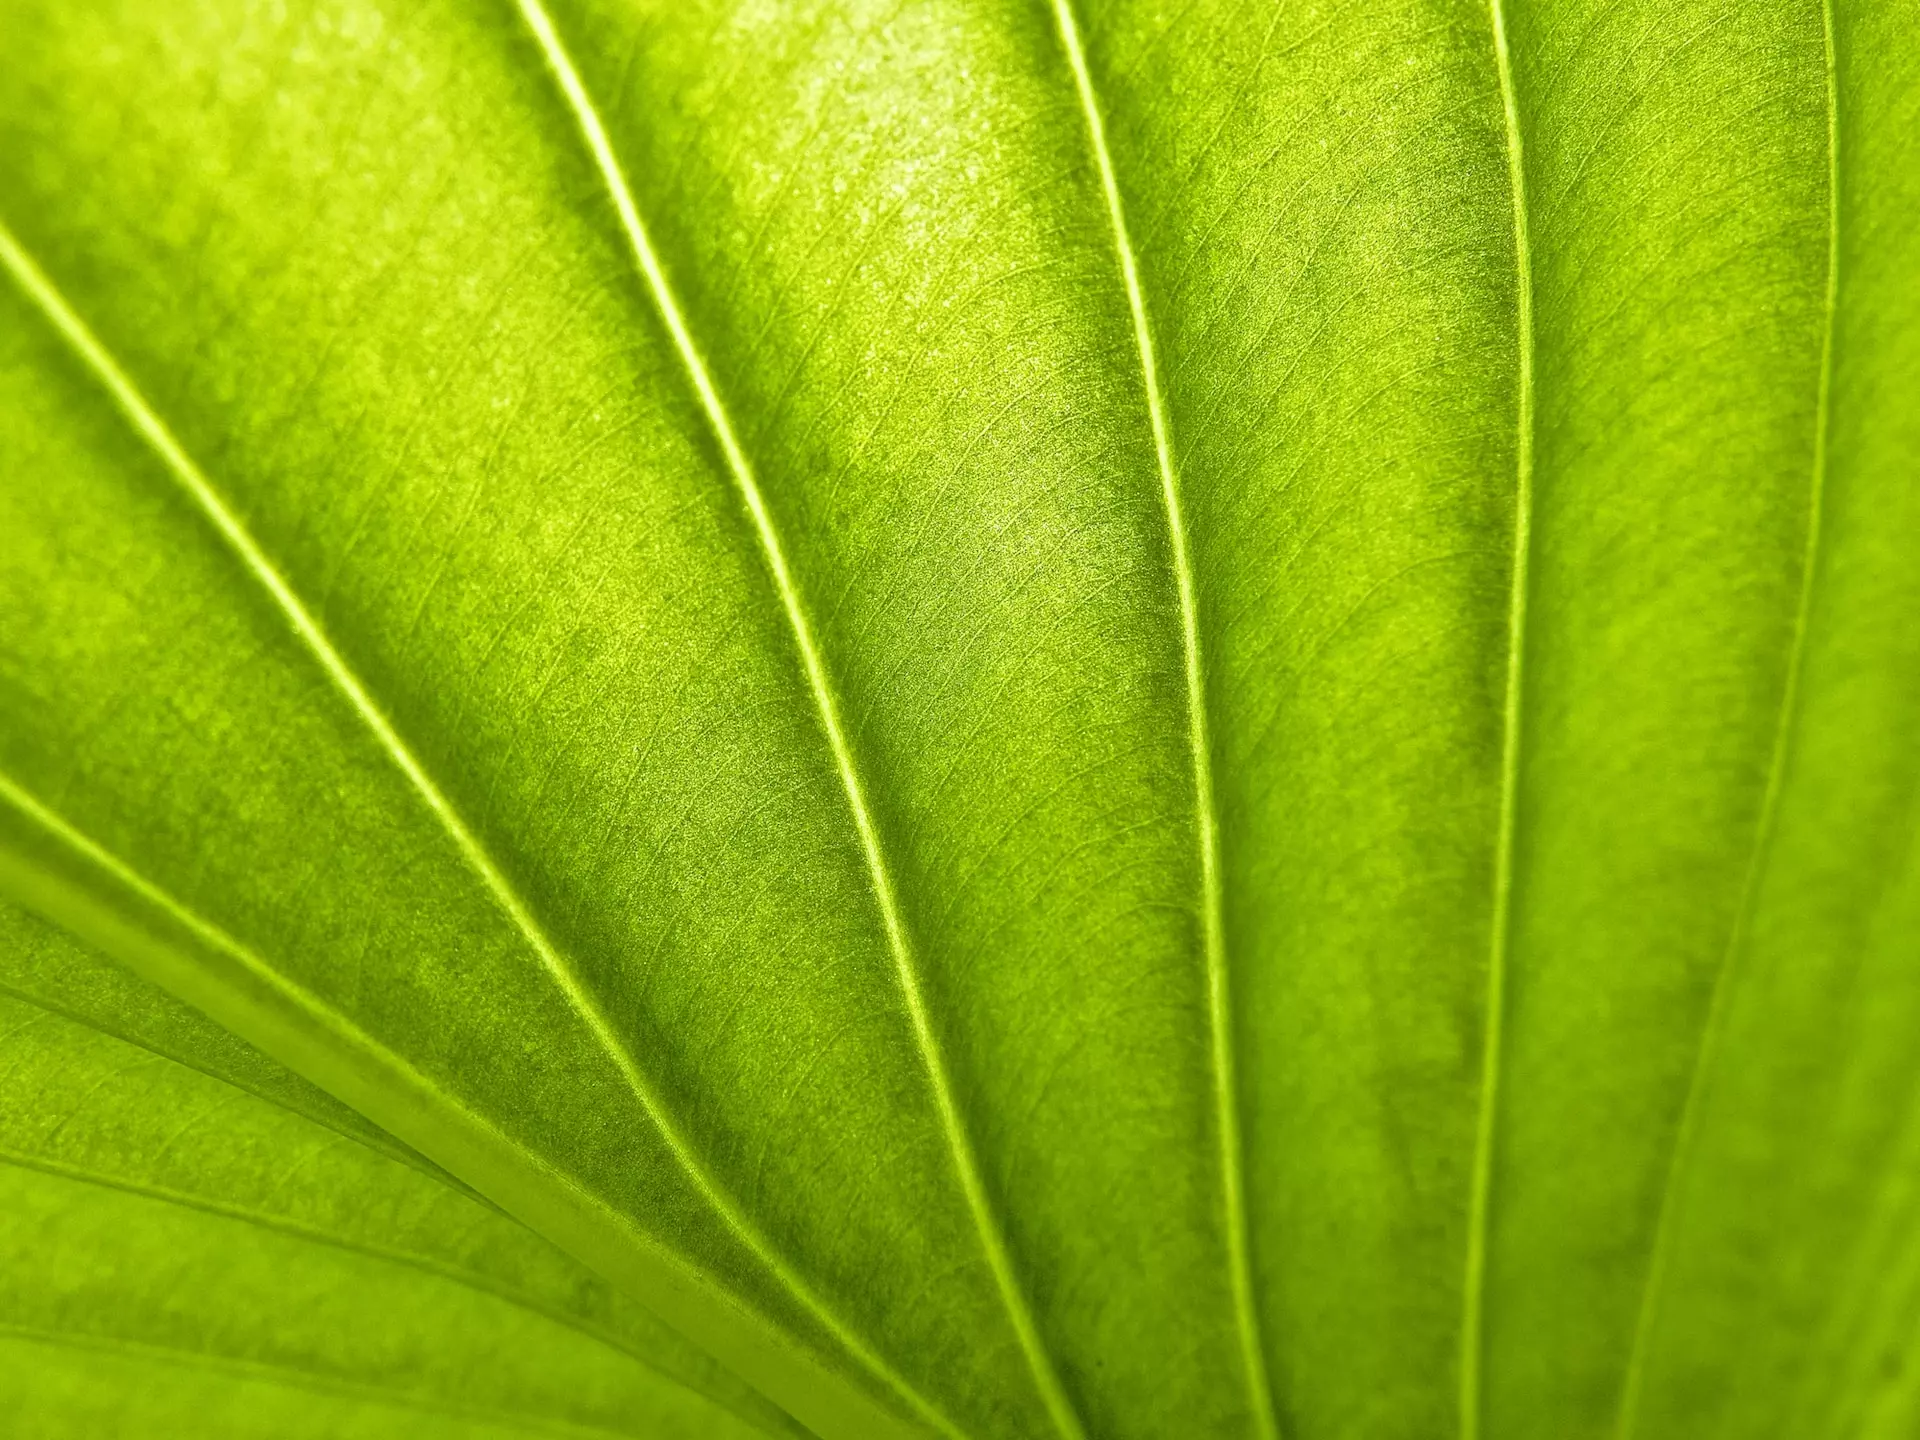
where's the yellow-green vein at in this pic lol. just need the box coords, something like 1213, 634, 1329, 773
1046, 3, 1279, 1436
0, 769, 919, 1440
1611, 4, 1840, 1433
1462, 1, 1535, 1435
0, 1144, 705, 1405
0, 217, 942, 1439
511, 4, 1080, 1436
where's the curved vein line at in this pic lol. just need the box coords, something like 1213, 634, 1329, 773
0, 974, 468, 1196
509, 5, 1078, 1436
0, 772, 922, 1440
1462, 4, 1535, 1436
0, 1322, 643, 1440
0, 768, 700, 1302
1046, 4, 1278, 1437
0, 1145, 705, 1401
1611, 7, 1840, 1433
0, 218, 940, 1434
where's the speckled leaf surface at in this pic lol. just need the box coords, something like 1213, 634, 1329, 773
0, 0, 1915, 1437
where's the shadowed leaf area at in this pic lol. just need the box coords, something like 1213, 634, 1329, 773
0, 0, 1915, 1436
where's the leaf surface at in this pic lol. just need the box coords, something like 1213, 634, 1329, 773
0, 0, 1916, 1437
0, 900, 802, 1439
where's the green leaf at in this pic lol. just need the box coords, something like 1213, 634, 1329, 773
0, 899, 804, 1439
0, 0, 1915, 1436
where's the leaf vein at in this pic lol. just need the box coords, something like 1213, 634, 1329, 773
1046, 5, 1278, 1438
1610, 7, 1841, 1433
0, 216, 822, 1396
509, 6, 1069, 1436
1460, 3, 1535, 1435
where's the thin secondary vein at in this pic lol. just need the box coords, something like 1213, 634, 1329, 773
1462, 4, 1535, 1437
1047, 4, 1278, 1437
0, 768, 927, 1440
509, 4, 1074, 1436
0, 975, 451, 1186
1611, 8, 1840, 1435
0, 215, 654, 1213
0, 765, 661, 1261
0, 223, 623, 1093
0, 1321, 640, 1440
0, 218, 943, 1434
0, 1146, 684, 1387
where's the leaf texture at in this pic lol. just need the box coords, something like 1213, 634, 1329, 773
0, 0, 1916, 1436
0, 900, 802, 1439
